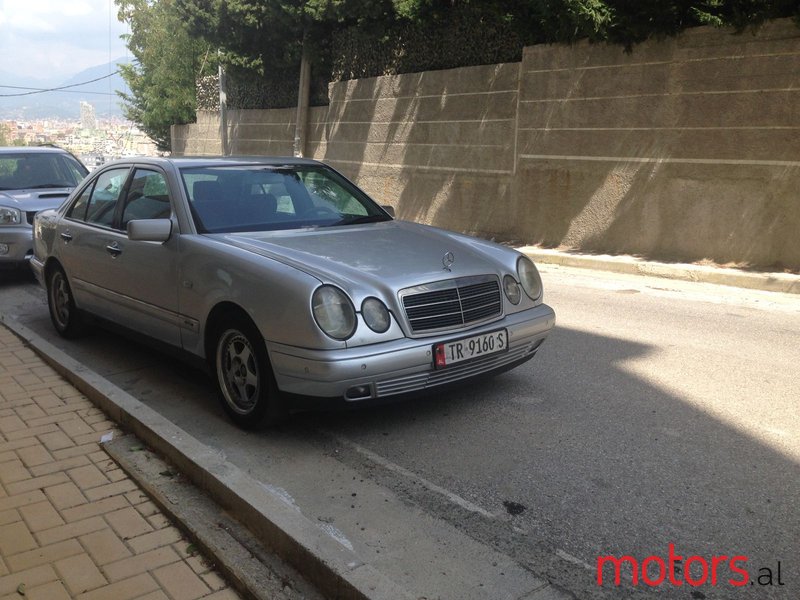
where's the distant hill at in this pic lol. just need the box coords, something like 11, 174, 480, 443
0, 59, 132, 120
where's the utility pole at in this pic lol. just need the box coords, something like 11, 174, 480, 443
293, 31, 311, 158
219, 59, 229, 156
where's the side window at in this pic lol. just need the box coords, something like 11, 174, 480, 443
121, 169, 171, 229
66, 184, 93, 221
85, 168, 130, 228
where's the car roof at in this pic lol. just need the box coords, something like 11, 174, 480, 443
98, 156, 325, 169
0, 146, 74, 155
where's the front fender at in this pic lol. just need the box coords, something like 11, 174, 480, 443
178, 236, 344, 358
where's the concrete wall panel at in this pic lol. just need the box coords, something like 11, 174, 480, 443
173, 20, 800, 270
522, 53, 800, 100
514, 159, 800, 268
518, 90, 800, 129
518, 128, 800, 162
329, 64, 519, 101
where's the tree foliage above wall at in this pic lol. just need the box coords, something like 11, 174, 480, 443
115, 0, 217, 151
179, 0, 800, 100
118, 0, 800, 137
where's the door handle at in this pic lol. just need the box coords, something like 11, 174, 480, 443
105, 242, 122, 257
60, 231, 73, 242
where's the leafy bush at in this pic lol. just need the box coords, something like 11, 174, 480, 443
126, 0, 800, 122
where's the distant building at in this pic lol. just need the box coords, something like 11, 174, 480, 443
80, 101, 97, 130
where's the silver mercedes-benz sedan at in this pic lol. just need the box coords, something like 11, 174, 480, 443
31, 157, 555, 427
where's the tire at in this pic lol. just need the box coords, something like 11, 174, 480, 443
213, 314, 283, 429
46, 266, 85, 338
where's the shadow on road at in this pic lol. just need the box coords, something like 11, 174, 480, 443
0, 268, 36, 285
297, 325, 798, 598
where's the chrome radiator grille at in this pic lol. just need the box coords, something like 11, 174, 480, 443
400, 275, 502, 333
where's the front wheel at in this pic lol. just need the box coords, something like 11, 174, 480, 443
213, 315, 283, 429
46, 266, 84, 338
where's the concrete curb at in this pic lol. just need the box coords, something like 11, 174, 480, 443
0, 313, 412, 600
104, 433, 324, 600
518, 247, 800, 295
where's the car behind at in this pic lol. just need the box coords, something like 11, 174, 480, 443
0, 147, 88, 269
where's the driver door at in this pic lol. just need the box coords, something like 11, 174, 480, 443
100, 167, 181, 346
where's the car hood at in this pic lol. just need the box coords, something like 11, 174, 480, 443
214, 220, 513, 294
0, 188, 72, 212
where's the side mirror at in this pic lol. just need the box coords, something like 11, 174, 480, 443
127, 219, 172, 242
381, 205, 396, 218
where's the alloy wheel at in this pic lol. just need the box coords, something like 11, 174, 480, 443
216, 329, 261, 415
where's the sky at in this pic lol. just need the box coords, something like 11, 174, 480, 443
0, 0, 129, 83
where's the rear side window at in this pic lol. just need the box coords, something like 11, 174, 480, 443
66, 185, 93, 221
66, 167, 130, 228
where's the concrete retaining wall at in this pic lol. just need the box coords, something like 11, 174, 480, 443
172, 19, 800, 271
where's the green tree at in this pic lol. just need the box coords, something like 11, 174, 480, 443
688, 0, 800, 30
177, 0, 396, 74
537, 0, 800, 46
372, 0, 800, 46
126, 0, 800, 121
116, 0, 215, 151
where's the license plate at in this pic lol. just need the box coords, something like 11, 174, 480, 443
434, 329, 508, 368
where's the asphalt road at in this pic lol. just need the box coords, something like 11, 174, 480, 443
1, 265, 798, 599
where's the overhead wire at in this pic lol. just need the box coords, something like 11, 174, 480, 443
0, 71, 120, 97
0, 85, 117, 97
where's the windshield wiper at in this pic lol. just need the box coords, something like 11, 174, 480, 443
330, 214, 391, 227
27, 183, 71, 189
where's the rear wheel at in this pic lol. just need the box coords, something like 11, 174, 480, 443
213, 314, 283, 429
46, 266, 84, 338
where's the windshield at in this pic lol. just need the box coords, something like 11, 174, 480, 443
180, 164, 392, 233
0, 152, 88, 191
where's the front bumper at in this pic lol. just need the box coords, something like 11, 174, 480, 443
268, 303, 556, 401
0, 226, 34, 267
29, 255, 45, 286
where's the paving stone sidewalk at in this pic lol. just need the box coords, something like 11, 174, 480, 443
0, 323, 243, 600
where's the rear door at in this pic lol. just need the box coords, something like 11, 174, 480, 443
57, 166, 131, 316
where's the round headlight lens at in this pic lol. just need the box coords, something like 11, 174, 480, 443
0, 206, 22, 225
362, 297, 390, 333
518, 257, 542, 300
503, 275, 521, 305
312, 285, 356, 340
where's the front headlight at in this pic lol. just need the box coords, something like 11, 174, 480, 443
0, 207, 22, 226
518, 256, 542, 300
362, 297, 390, 333
312, 285, 357, 340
